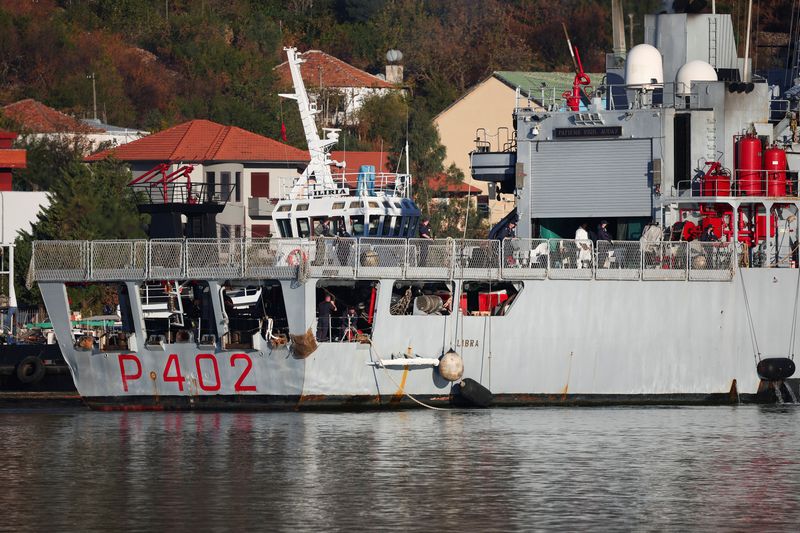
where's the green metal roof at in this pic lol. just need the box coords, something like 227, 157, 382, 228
494, 71, 605, 101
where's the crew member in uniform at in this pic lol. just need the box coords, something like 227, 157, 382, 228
316, 294, 337, 341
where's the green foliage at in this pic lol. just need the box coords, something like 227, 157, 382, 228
13, 142, 148, 307
12, 135, 93, 192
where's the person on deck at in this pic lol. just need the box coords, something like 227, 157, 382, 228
596, 220, 614, 267
575, 222, 592, 268
419, 218, 433, 239
316, 294, 337, 341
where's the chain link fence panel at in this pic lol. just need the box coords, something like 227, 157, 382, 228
90, 240, 147, 280
501, 238, 549, 279
32, 241, 89, 281
642, 241, 687, 280
186, 239, 243, 279
548, 239, 594, 279
308, 237, 356, 278
356, 237, 406, 278
405, 239, 453, 279
595, 240, 641, 280
243, 239, 303, 279
148, 239, 185, 279
453, 239, 500, 279
689, 242, 735, 281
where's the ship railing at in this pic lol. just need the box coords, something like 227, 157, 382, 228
31, 238, 749, 283
500, 239, 548, 279
595, 241, 642, 280
673, 170, 797, 198
283, 172, 413, 200
641, 241, 688, 280
688, 242, 735, 281
547, 239, 594, 279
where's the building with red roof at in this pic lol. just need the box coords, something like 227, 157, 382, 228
274, 50, 401, 127
87, 119, 310, 238
1, 99, 148, 150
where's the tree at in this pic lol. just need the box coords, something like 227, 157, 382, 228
14, 151, 148, 308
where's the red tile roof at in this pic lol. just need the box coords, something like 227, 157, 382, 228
275, 50, 394, 89
426, 173, 483, 195
1, 99, 102, 134
85, 119, 309, 163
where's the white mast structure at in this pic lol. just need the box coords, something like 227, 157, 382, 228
279, 47, 344, 198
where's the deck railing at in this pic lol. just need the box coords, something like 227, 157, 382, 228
31, 238, 746, 283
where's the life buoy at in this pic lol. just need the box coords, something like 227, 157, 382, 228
16, 356, 46, 384
287, 248, 307, 266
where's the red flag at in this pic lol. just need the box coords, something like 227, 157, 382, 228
280, 122, 287, 142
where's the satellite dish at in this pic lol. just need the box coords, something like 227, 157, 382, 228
386, 49, 403, 63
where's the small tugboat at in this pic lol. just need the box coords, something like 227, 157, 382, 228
28, 3, 800, 409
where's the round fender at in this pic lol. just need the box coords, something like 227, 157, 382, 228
16, 356, 46, 384
287, 248, 307, 266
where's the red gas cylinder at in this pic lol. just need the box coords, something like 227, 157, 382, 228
702, 168, 731, 196
764, 144, 787, 196
736, 134, 764, 195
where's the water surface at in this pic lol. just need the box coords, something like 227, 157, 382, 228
1, 406, 799, 532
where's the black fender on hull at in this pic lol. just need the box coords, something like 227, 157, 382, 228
756, 358, 796, 381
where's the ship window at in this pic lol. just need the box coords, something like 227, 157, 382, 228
369, 201, 379, 208
332, 201, 345, 210
349, 201, 361, 209
296, 218, 310, 238
221, 172, 231, 201
368, 215, 380, 235
393, 217, 404, 236
460, 281, 522, 316
315, 280, 379, 342
350, 215, 365, 235
276, 204, 291, 212
277, 219, 291, 237
381, 216, 393, 236
296, 204, 309, 211
391, 281, 454, 316
408, 218, 419, 236
382, 201, 391, 208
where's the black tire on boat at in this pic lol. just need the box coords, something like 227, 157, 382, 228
16, 355, 46, 384
455, 378, 493, 408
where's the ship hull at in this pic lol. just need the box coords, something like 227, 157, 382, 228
38, 268, 799, 410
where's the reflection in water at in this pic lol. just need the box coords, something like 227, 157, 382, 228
1, 406, 800, 531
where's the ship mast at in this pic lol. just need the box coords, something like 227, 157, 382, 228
279, 47, 342, 198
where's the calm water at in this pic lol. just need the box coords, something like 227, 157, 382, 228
1, 406, 800, 532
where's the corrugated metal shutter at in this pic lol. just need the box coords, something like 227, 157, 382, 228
529, 139, 652, 218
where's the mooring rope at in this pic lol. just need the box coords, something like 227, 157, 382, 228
738, 262, 761, 362
789, 261, 800, 360
367, 339, 447, 411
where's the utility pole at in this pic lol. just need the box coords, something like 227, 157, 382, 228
87, 72, 97, 120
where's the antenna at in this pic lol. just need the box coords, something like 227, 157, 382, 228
87, 72, 97, 120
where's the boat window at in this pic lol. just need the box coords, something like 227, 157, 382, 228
315, 280, 379, 342
277, 219, 292, 237
332, 201, 345, 210
393, 217, 404, 236
349, 201, 361, 209
368, 215, 380, 235
381, 216, 393, 236
296, 218, 310, 238
460, 281, 523, 316
391, 281, 454, 316
368, 201, 379, 208
382, 201, 392, 208
350, 215, 365, 236
276, 204, 291, 212
296, 204, 309, 211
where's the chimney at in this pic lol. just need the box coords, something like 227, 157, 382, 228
385, 64, 403, 84
385, 49, 404, 84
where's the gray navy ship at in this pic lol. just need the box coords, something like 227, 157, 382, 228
28, 2, 800, 409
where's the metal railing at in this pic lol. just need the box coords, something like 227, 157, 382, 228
32, 238, 751, 283
674, 169, 797, 199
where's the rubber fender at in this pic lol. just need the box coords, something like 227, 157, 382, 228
456, 378, 493, 408
16, 355, 46, 384
757, 357, 796, 381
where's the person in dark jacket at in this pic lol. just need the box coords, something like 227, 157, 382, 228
316, 294, 337, 341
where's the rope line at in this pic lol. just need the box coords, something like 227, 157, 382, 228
789, 261, 800, 360
738, 263, 761, 361
367, 339, 447, 411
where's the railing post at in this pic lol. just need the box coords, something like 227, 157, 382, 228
87, 240, 92, 281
